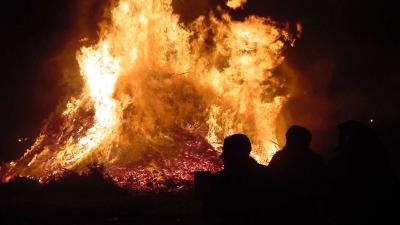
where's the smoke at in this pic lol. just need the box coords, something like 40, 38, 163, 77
275, 57, 338, 155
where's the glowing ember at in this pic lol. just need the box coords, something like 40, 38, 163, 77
226, 0, 247, 9
1, 0, 299, 190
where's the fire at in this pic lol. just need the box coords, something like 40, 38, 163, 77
1, 0, 298, 190
226, 0, 247, 9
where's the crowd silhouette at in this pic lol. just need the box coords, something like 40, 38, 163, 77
1, 121, 398, 225
202, 121, 399, 225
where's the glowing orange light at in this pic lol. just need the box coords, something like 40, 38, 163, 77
2, 0, 299, 190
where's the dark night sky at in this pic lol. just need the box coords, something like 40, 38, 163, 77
1, 0, 399, 170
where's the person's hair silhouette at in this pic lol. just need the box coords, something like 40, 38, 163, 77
336, 120, 366, 151
220, 133, 252, 171
326, 120, 399, 225
285, 125, 312, 150
268, 125, 324, 225
203, 133, 269, 223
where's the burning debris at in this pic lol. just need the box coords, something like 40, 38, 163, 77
1, 0, 299, 190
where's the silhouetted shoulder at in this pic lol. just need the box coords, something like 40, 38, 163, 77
202, 133, 271, 224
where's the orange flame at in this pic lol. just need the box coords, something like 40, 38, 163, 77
2, 0, 298, 190
226, 0, 247, 9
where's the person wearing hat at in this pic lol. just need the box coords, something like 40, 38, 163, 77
327, 120, 398, 225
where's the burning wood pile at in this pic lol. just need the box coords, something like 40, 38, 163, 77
1, 0, 300, 191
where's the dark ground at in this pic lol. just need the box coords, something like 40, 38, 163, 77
0, 169, 206, 225
1, 159, 398, 225
1, 188, 204, 225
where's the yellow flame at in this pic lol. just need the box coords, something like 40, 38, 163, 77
226, 0, 247, 9
5, 0, 298, 180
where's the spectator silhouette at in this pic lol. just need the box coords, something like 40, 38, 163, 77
268, 125, 325, 225
326, 120, 398, 225
203, 133, 268, 225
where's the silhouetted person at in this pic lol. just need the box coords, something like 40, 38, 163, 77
203, 133, 268, 225
326, 120, 398, 225
268, 125, 325, 225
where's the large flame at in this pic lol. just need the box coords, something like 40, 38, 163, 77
2, 0, 298, 190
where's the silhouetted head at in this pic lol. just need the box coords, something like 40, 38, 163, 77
220, 134, 252, 171
337, 120, 367, 144
285, 125, 312, 150
337, 120, 372, 152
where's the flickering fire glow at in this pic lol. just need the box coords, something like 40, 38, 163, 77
226, 0, 247, 9
1, 0, 299, 190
